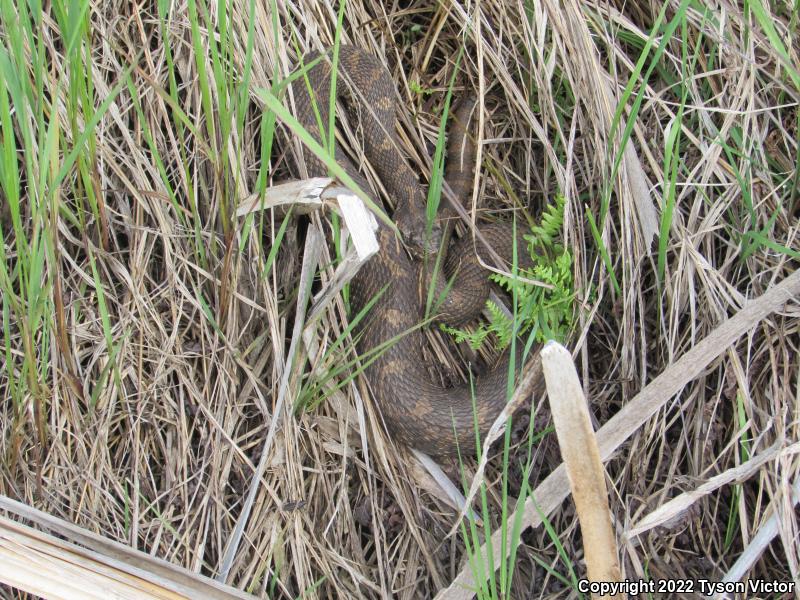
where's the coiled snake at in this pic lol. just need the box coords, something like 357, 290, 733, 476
293, 46, 529, 456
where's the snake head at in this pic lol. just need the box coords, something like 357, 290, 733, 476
395, 203, 442, 258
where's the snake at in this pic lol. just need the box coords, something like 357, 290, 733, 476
293, 46, 530, 456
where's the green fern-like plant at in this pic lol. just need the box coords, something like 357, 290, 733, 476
528, 193, 567, 247
441, 194, 574, 349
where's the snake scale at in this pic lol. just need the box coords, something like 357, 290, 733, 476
293, 46, 528, 456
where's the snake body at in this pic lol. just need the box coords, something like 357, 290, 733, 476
293, 47, 525, 456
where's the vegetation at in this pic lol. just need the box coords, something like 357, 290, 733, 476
442, 194, 575, 350
0, 0, 797, 598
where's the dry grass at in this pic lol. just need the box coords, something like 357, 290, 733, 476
1, 0, 798, 598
